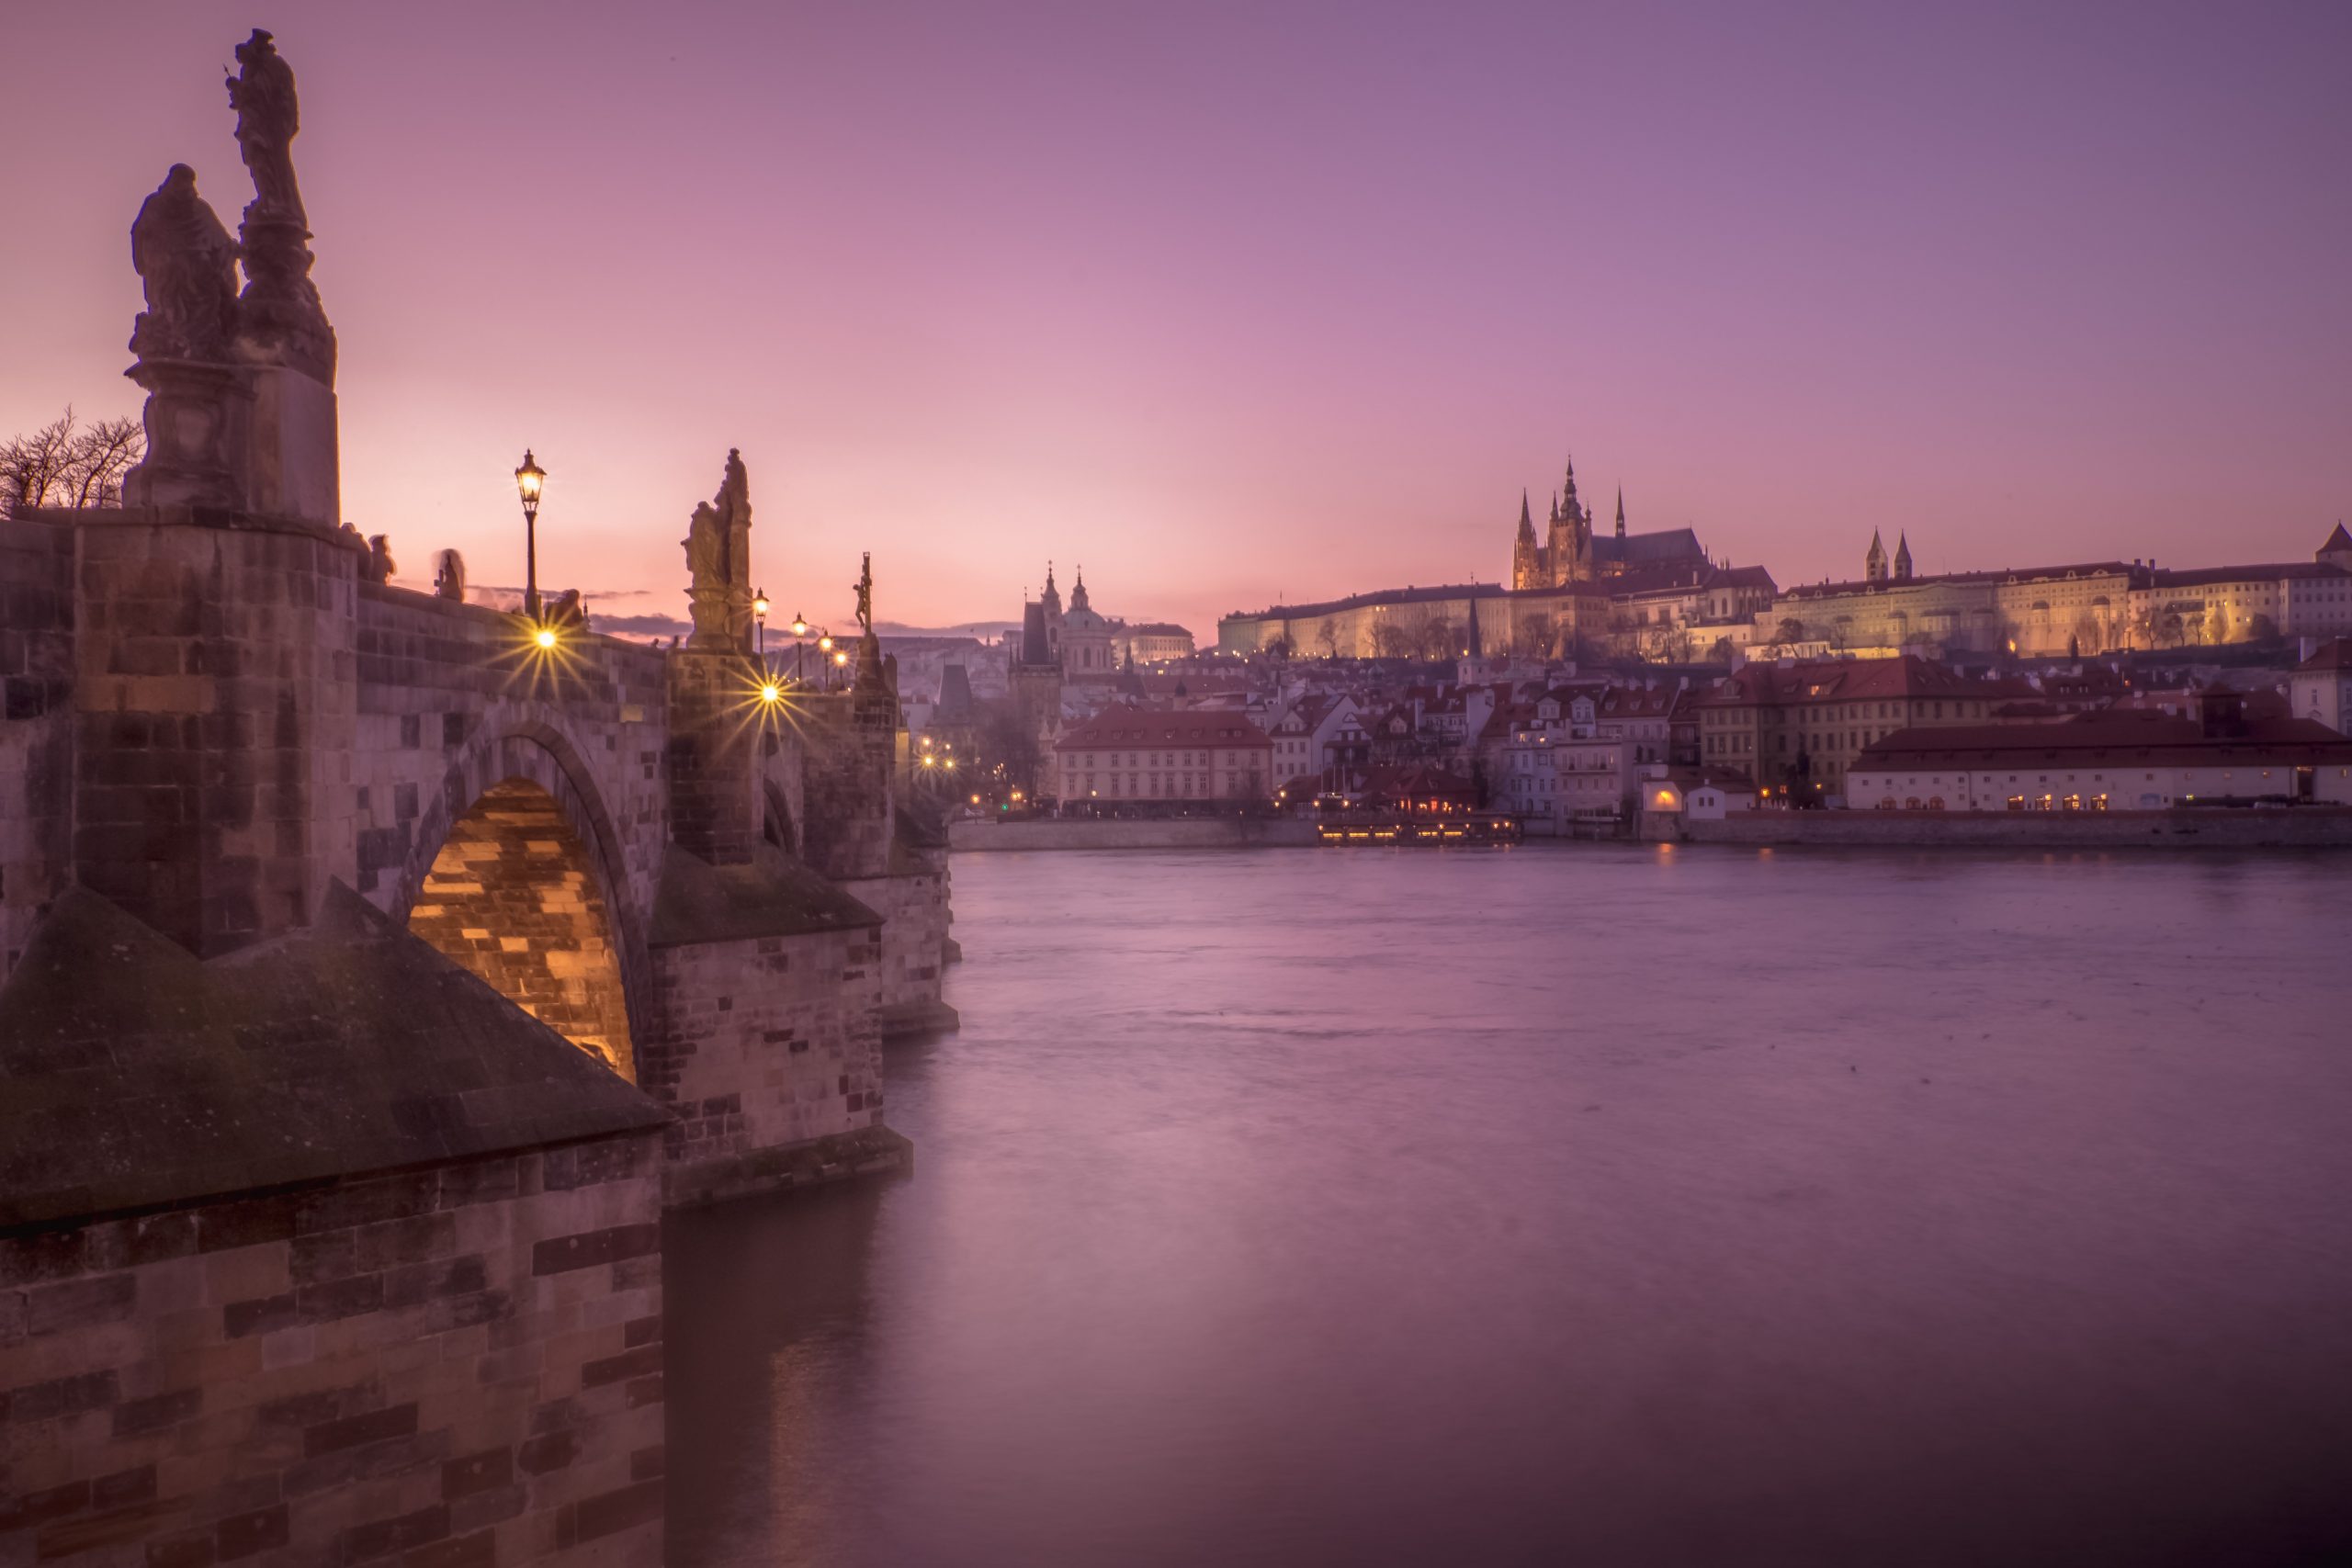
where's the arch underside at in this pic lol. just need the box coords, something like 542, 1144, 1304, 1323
407, 777, 638, 1081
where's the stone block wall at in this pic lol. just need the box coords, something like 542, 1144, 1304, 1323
65, 508, 361, 960
662, 653, 763, 868
797, 698, 894, 884
840, 862, 956, 1036
0, 1133, 665, 1567
0, 511, 74, 984
638, 928, 890, 1207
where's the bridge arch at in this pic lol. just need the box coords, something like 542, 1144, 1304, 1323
389, 709, 651, 1078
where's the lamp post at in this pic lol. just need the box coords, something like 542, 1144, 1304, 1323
514, 450, 547, 618
818, 633, 835, 690
753, 589, 770, 663
790, 614, 808, 683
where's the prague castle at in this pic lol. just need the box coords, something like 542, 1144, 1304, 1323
1219, 449, 1777, 661
1218, 445, 2352, 663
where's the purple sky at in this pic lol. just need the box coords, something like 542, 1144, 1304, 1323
6, 1, 2347, 641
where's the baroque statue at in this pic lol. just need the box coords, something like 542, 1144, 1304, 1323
681, 448, 753, 649
853, 551, 873, 634
227, 28, 334, 383
128, 165, 239, 365
228, 28, 304, 226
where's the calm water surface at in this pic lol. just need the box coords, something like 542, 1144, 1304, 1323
667, 847, 2352, 1567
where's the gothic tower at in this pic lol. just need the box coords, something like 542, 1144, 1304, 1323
1549, 455, 1592, 584
1615, 488, 1625, 540
1893, 533, 1913, 581
1866, 529, 1888, 584
1511, 491, 1539, 591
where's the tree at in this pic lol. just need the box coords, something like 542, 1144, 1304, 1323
1516, 613, 1556, 660
1372, 624, 1413, 660
1315, 622, 1337, 659
0, 408, 144, 516
1775, 617, 1807, 647
2246, 614, 2280, 644
1707, 636, 1735, 664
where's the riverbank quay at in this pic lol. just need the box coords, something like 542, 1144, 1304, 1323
950, 818, 1323, 852
1672, 807, 2352, 850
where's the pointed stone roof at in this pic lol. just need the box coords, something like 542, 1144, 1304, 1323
0, 885, 666, 1228
2321, 523, 2352, 553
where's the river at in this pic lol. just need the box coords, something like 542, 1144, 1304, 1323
666, 846, 2352, 1567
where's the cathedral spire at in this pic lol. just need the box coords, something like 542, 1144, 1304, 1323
1561, 453, 1581, 517
1865, 530, 1888, 584
1517, 490, 1534, 539
1893, 532, 1913, 581
1615, 487, 1625, 539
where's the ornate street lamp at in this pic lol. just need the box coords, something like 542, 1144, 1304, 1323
514, 450, 547, 617
753, 588, 770, 660
790, 612, 809, 682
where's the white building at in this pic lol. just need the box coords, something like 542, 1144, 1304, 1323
1848, 713, 2352, 810
2290, 638, 2352, 735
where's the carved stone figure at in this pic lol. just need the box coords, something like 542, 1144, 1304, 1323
228, 29, 303, 225
227, 28, 334, 384
364, 535, 395, 584
433, 548, 466, 602
681, 449, 753, 649
853, 551, 874, 633
128, 166, 238, 365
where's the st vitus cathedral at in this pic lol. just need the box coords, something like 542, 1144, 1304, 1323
1510, 453, 1707, 589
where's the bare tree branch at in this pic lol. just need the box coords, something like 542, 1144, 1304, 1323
0, 407, 144, 516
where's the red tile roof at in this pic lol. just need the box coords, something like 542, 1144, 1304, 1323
2299, 638, 2352, 673
1856, 714, 2352, 770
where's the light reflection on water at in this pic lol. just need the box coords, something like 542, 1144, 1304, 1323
667, 847, 2352, 1567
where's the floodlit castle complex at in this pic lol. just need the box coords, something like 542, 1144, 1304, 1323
1217, 448, 2352, 663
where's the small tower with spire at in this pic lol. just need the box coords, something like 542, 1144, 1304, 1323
1893, 533, 1913, 581
1615, 488, 1625, 540
1865, 530, 1888, 584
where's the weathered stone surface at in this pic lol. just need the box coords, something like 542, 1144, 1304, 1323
0, 883, 663, 1228
1, 1135, 662, 1568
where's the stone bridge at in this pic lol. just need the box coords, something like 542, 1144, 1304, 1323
0, 30, 952, 1564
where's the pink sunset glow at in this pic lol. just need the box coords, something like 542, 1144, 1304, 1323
5, 1, 2347, 641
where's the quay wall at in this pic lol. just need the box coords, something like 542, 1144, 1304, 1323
949, 818, 1322, 852
1679, 808, 2352, 850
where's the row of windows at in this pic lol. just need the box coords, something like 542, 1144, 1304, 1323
1064, 750, 1258, 769
1060, 772, 1266, 798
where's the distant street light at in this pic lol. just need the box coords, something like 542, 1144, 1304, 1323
514, 449, 547, 617
754, 588, 770, 660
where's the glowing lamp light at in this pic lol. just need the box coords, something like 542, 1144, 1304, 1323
818, 635, 834, 652
833, 650, 848, 667
760, 682, 782, 704
792, 615, 808, 637
534, 626, 557, 649
514, 450, 546, 518
754, 591, 771, 617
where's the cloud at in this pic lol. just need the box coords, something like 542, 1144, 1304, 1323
593, 612, 692, 643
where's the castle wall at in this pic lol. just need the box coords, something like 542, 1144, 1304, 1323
0, 1134, 666, 1567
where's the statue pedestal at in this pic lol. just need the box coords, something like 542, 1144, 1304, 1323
122, 359, 250, 511
243, 364, 338, 525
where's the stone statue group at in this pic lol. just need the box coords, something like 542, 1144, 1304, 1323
129, 28, 332, 382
